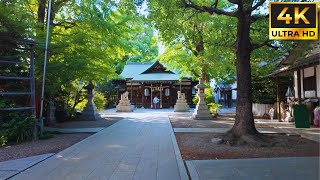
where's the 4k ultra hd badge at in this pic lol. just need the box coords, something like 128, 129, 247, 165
269, 2, 318, 40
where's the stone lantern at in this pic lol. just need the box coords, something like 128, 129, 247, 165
80, 81, 98, 121
192, 82, 213, 120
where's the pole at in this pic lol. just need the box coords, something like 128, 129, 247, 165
39, 0, 53, 135
30, 44, 37, 140
276, 76, 281, 121
160, 83, 162, 108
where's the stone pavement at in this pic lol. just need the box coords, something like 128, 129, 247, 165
186, 157, 320, 180
11, 112, 188, 180
0, 154, 54, 179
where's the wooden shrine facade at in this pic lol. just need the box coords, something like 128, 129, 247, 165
116, 61, 196, 108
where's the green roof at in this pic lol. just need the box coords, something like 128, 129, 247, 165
119, 61, 188, 82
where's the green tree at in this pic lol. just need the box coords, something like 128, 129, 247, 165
148, 2, 236, 83
147, 0, 294, 146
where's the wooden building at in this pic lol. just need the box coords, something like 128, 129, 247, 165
272, 42, 320, 123
116, 61, 196, 108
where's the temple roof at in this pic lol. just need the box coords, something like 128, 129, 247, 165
119, 61, 188, 82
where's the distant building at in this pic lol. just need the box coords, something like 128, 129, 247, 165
115, 61, 197, 108
210, 79, 237, 108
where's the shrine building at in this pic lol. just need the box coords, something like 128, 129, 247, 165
116, 61, 196, 108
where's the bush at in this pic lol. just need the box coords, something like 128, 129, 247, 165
74, 91, 107, 111
93, 91, 107, 111
0, 113, 35, 146
193, 87, 221, 115
39, 131, 55, 140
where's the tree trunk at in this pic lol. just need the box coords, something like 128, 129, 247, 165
38, 0, 46, 27
221, 11, 263, 146
233, 13, 258, 136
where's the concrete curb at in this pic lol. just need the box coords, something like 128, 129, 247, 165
174, 128, 287, 134
1, 153, 54, 179
185, 161, 200, 180
44, 127, 104, 133
168, 116, 189, 180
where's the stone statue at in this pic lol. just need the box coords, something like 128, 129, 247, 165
178, 91, 185, 100
121, 91, 129, 100
174, 91, 189, 112
284, 109, 292, 122
280, 101, 285, 122
269, 107, 274, 121
116, 91, 132, 112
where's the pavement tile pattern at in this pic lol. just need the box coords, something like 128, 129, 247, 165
11, 113, 186, 180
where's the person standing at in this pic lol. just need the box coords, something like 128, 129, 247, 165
153, 96, 160, 109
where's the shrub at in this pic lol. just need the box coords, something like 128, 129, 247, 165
93, 91, 107, 111
39, 131, 55, 140
75, 91, 107, 111
0, 113, 35, 146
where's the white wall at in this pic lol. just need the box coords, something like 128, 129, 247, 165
231, 81, 237, 100
293, 65, 319, 99
252, 103, 274, 117
317, 65, 320, 98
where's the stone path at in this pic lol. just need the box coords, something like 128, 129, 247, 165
187, 157, 320, 180
0, 154, 54, 179
11, 113, 187, 180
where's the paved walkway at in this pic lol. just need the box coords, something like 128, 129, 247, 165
0, 154, 54, 179
187, 157, 320, 180
11, 113, 187, 180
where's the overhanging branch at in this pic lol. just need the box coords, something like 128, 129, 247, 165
248, 0, 266, 13
181, 0, 237, 17
251, 40, 279, 50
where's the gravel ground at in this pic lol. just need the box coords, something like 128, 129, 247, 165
0, 115, 123, 162
0, 133, 92, 162
176, 132, 320, 160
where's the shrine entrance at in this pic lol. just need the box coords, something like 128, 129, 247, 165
115, 61, 197, 108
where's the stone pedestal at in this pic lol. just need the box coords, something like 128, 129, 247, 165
174, 91, 189, 112
81, 94, 99, 121
80, 81, 99, 121
116, 91, 133, 112
192, 83, 213, 120
48, 100, 56, 126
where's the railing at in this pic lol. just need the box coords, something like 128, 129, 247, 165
0, 41, 36, 116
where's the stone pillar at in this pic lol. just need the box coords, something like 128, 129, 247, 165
81, 81, 99, 121
192, 83, 213, 120
48, 100, 56, 126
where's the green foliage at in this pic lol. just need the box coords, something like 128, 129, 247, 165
93, 91, 107, 111
148, 0, 236, 82
39, 131, 55, 140
192, 87, 221, 115
0, 113, 35, 146
0, 131, 7, 146
207, 103, 222, 115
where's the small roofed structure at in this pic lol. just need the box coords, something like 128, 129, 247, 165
272, 42, 320, 124
115, 61, 196, 108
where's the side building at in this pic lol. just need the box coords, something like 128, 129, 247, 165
115, 61, 196, 108
272, 42, 319, 124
